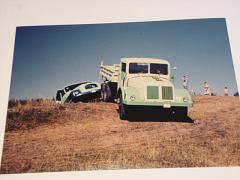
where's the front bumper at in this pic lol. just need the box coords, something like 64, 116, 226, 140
123, 99, 193, 107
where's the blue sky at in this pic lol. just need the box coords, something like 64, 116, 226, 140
9, 18, 238, 99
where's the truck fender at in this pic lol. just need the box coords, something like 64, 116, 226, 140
117, 88, 122, 99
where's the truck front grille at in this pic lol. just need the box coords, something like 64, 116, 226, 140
147, 86, 159, 99
162, 86, 173, 100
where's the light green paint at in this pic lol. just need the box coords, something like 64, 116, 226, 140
100, 58, 193, 108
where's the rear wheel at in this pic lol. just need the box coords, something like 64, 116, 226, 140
101, 83, 114, 102
105, 84, 111, 101
101, 83, 107, 102
119, 93, 128, 120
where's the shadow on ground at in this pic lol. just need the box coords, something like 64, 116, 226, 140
117, 106, 194, 123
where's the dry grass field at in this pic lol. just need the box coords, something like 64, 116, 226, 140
0, 96, 240, 174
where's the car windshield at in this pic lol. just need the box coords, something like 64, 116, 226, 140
150, 63, 168, 75
85, 84, 98, 89
65, 84, 80, 92
129, 63, 148, 74
64, 82, 90, 92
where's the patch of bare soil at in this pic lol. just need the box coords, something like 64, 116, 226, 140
0, 96, 240, 174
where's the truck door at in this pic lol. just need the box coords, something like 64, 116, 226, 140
120, 62, 126, 87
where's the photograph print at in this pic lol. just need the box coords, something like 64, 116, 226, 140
1, 18, 239, 174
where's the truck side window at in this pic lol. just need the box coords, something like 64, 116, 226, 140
122, 63, 126, 72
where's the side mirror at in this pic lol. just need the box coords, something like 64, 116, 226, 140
171, 75, 174, 80
171, 66, 177, 70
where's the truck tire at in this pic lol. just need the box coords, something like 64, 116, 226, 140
101, 84, 104, 101
107, 82, 117, 101
105, 83, 111, 101
102, 82, 117, 102
119, 93, 128, 120
101, 83, 107, 102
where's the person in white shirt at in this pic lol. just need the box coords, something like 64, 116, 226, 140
181, 75, 188, 90
224, 86, 229, 96
204, 81, 211, 95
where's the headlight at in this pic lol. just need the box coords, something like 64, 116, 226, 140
183, 96, 189, 102
130, 95, 136, 101
72, 90, 81, 96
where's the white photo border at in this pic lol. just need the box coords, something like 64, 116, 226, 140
0, 0, 240, 179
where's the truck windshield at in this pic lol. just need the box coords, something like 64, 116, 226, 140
150, 63, 168, 75
129, 63, 148, 74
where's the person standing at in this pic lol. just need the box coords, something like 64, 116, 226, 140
181, 75, 188, 90
224, 86, 229, 96
191, 89, 195, 95
204, 81, 211, 95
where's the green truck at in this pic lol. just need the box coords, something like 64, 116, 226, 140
100, 58, 193, 119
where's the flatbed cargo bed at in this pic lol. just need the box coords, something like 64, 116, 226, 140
100, 62, 120, 82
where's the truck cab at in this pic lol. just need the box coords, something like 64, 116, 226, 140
118, 58, 171, 99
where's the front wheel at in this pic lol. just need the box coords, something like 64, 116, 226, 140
119, 93, 128, 120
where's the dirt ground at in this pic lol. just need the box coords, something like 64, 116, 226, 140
0, 96, 240, 174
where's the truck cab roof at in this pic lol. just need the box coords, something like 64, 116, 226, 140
121, 58, 170, 65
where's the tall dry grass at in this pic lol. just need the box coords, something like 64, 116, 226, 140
0, 96, 240, 173
6, 99, 66, 131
